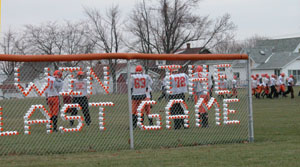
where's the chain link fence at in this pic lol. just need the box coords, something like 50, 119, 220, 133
0, 58, 252, 155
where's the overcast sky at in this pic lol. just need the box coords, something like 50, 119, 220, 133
2, 0, 300, 40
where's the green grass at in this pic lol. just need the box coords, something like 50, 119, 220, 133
0, 90, 249, 155
0, 88, 300, 166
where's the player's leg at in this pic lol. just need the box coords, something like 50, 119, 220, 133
199, 94, 208, 127
234, 88, 238, 98
131, 100, 139, 129
69, 97, 79, 126
258, 86, 262, 98
201, 112, 208, 127
169, 94, 179, 129
81, 96, 91, 126
173, 103, 181, 129
47, 97, 55, 130
69, 108, 78, 126
272, 85, 276, 98
144, 97, 153, 125
283, 87, 289, 96
179, 93, 186, 128
291, 86, 294, 98
281, 85, 287, 97
48, 97, 60, 132
194, 94, 198, 105
158, 87, 166, 101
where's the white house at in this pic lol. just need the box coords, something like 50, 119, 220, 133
244, 37, 300, 84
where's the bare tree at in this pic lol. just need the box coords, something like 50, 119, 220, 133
200, 13, 236, 51
127, 0, 154, 54
62, 21, 95, 55
24, 21, 96, 69
214, 35, 268, 54
214, 39, 243, 54
60, 21, 97, 67
85, 5, 123, 93
126, 0, 155, 73
241, 35, 268, 49
128, 0, 236, 54
0, 30, 24, 77
24, 22, 61, 69
24, 22, 59, 55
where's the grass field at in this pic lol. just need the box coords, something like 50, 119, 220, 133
0, 88, 300, 166
0, 89, 249, 155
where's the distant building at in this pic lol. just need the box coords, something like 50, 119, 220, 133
172, 43, 247, 85
244, 37, 300, 84
0, 62, 51, 99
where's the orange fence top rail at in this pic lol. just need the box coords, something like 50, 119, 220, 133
0, 53, 248, 62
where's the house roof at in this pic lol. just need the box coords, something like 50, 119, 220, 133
244, 47, 274, 64
255, 37, 300, 52
175, 47, 211, 54
231, 60, 247, 68
168, 45, 211, 66
0, 62, 50, 92
0, 84, 17, 90
255, 52, 300, 69
0, 84, 18, 93
3, 62, 51, 84
193, 60, 245, 68
243, 37, 300, 70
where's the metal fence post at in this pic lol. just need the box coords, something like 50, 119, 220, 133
247, 58, 254, 142
127, 60, 134, 149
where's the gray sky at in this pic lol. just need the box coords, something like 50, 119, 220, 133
2, 0, 300, 40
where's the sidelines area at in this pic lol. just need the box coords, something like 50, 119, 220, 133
0, 54, 252, 155
0, 87, 299, 166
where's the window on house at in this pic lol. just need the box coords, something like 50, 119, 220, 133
219, 67, 225, 71
156, 60, 166, 66
274, 69, 280, 76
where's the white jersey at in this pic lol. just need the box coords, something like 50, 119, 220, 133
193, 72, 206, 93
131, 73, 153, 96
219, 80, 227, 90
270, 77, 276, 86
72, 79, 88, 97
275, 78, 281, 86
45, 76, 63, 97
257, 77, 262, 86
146, 90, 151, 98
232, 79, 237, 88
279, 76, 285, 85
163, 76, 168, 87
169, 73, 189, 94
287, 77, 294, 86
251, 78, 257, 88
262, 77, 270, 87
